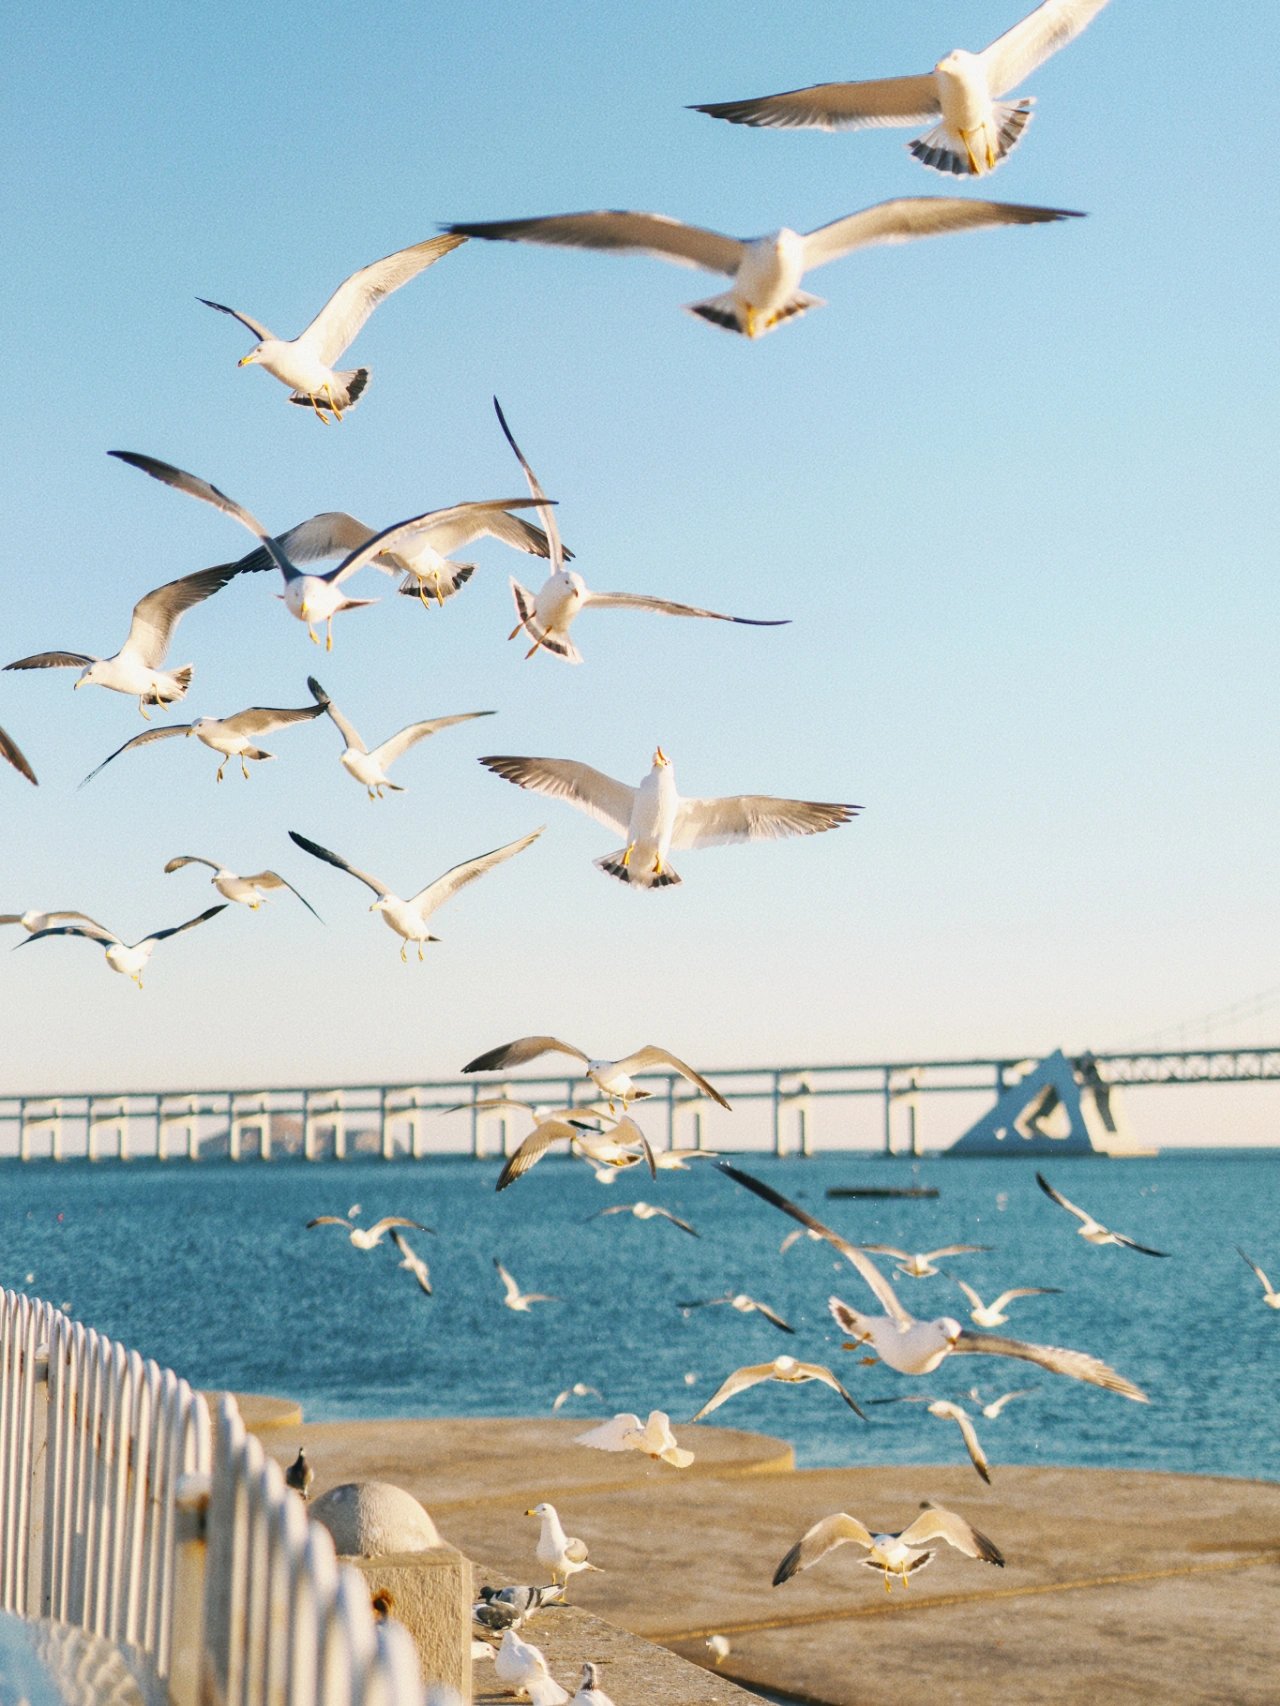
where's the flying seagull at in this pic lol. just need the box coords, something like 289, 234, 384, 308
574, 1410, 694, 1468
1238, 1248, 1280, 1309
1, 908, 107, 937
306, 1214, 429, 1250
80, 700, 326, 787
717, 1162, 1148, 1400
773, 1502, 1004, 1592
676, 1293, 795, 1334
691, 0, 1114, 176
480, 747, 858, 887
951, 1279, 1060, 1328
306, 676, 494, 799
862, 1243, 993, 1278
552, 1383, 604, 1413
966, 1386, 1039, 1419
464, 1103, 656, 1192
493, 397, 787, 661
496, 1259, 559, 1312
462, 1037, 730, 1110
444, 201, 1080, 339
867, 1396, 992, 1483
525, 1502, 600, 1586
163, 856, 320, 918
585, 1200, 699, 1237
0, 726, 37, 784
691, 1355, 866, 1421
287, 826, 542, 960
200, 233, 467, 420
390, 1228, 433, 1294
1036, 1173, 1170, 1257
18, 905, 227, 988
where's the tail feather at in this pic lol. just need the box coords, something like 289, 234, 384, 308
145, 665, 193, 706
397, 563, 476, 605
686, 291, 824, 338
908, 101, 1033, 176
287, 368, 370, 412
595, 850, 681, 889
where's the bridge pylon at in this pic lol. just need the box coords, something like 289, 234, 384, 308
949, 1049, 1153, 1157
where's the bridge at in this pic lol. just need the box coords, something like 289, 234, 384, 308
1, 1044, 1277, 1163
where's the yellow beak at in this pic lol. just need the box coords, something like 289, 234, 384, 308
238, 353, 257, 367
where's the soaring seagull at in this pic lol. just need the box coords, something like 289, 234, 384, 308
584, 1200, 700, 1237
79, 700, 326, 786
480, 747, 858, 887
676, 1293, 795, 1334
200, 233, 466, 421
462, 1037, 730, 1110
861, 1243, 993, 1279
18, 906, 227, 988
773, 1502, 1004, 1592
690, 1355, 866, 1421
867, 1395, 993, 1483
0, 726, 37, 784
1, 908, 107, 937
163, 856, 321, 918
444, 201, 1080, 339
1036, 1173, 1170, 1257
287, 826, 542, 960
692, 0, 1114, 177
306, 676, 494, 799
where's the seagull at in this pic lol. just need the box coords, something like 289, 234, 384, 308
284, 1448, 314, 1502
5, 552, 268, 718
574, 1410, 694, 1468
676, 1293, 794, 1333
862, 1243, 993, 1278
1036, 1173, 1170, 1256
773, 1502, 1004, 1593
390, 1229, 433, 1294
79, 700, 327, 787
525, 1503, 601, 1586
306, 676, 494, 799
478, 1106, 655, 1192
1, 908, 108, 937
779, 1227, 826, 1256
652, 1148, 720, 1171
705, 1636, 731, 1667
966, 1386, 1038, 1419
868, 1396, 992, 1483
496, 1259, 559, 1312
691, 1355, 866, 1421
17, 905, 227, 988
691, 0, 1114, 176
1238, 1248, 1280, 1309
493, 397, 787, 660
717, 1163, 1148, 1400
952, 1279, 1060, 1328
552, 1383, 604, 1412
306, 1215, 429, 1250
586, 1200, 699, 1237
200, 233, 466, 421
493, 1629, 569, 1706
0, 727, 36, 784
287, 826, 543, 960
462, 1038, 730, 1110
480, 748, 858, 887
444, 201, 1080, 338
225, 499, 563, 610
163, 856, 321, 918
570, 1664, 614, 1706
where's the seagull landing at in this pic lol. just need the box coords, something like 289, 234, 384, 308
307, 676, 494, 799
868, 1395, 992, 1482
18, 906, 227, 988
574, 1410, 694, 1468
773, 1502, 1004, 1593
1037, 1173, 1170, 1256
951, 1279, 1060, 1328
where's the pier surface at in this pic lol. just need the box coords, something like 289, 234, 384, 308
250, 1409, 1280, 1706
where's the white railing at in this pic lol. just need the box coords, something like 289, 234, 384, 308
0, 1289, 424, 1706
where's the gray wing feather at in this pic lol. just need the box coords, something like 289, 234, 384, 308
584, 590, 787, 625
0, 725, 37, 784
370, 711, 495, 770
692, 74, 940, 132
287, 831, 389, 898
981, 0, 1114, 96
79, 725, 190, 788
803, 199, 1082, 269
463, 1037, 592, 1074
300, 234, 467, 366
163, 856, 219, 875
5, 652, 95, 671
407, 828, 543, 918
479, 755, 635, 835
198, 297, 274, 342
952, 1330, 1148, 1401
218, 703, 327, 738
138, 904, 228, 947
672, 794, 859, 850
445, 212, 745, 276
493, 398, 564, 574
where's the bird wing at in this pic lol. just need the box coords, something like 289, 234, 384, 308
583, 590, 788, 627
287, 831, 389, 898
1239, 1248, 1275, 1294
137, 904, 228, 949
229, 513, 377, 578
717, 1163, 914, 1325
163, 855, 219, 874
20, 922, 118, 948
926, 1245, 993, 1260
367, 1216, 429, 1238
492, 396, 564, 575
689, 1363, 773, 1420
240, 871, 323, 921
464, 1037, 592, 1074
1112, 1231, 1171, 1258
306, 1216, 352, 1229
0, 726, 37, 784
651, 1207, 700, 1236
219, 703, 328, 738
198, 297, 275, 342
901, 1504, 1003, 1565
751, 1300, 796, 1334
672, 794, 859, 850
675, 1297, 729, 1310
612, 1046, 730, 1109
377, 499, 552, 560
305, 676, 366, 752
1035, 1172, 1091, 1224
298, 234, 467, 365
391, 1231, 432, 1294
122, 558, 256, 669
802, 199, 1081, 270
862, 1245, 911, 1260
493, 1258, 521, 1301
981, 0, 1114, 96
4, 652, 94, 672
986, 1388, 1038, 1416
444, 212, 745, 276
801, 1363, 867, 1419
692, 75, 940, 132
951, 1330, 1148, 1401
936, 1405, 990, 1483
407, 827, 543, 919
370, 711, 495, 771
772, 1514, 873, 1586
79, 725, 190, 788
479, 756, 636, 836
495, 1121, 581, 1191
990, 1288, 1060, 1311
108, 451, 285, 560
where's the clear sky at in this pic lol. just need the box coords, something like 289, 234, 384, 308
2, 2, 1276, 1145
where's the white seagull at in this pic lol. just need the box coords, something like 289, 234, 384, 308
692, 0, 1114, 177
306, 1215, 429, 1250
952, 1279, 1060, 1328
773, 1502, 1004, 1593
0, 727, 37, 784
80, 700, 326, 786
18, 905, 227, 988
552, 1382, 604, 1412
463, 1037, 731, 1110
862, 1243, 992, 1279
496, 1259, 559, 1312
163, 855, 320, 918
585, 1200, 699, 1237
306, 676, 494, 799
493, 397, 787, 660
1, 908, 108, 937
1238, 1248, 1280, 1309
1037, 1173, 1170, 1257
287, 826, 542, 961
966, 1386, 1039, 1420
480, 747, 858, 887
570, 1664, 614, 1706
474, 1105, 655, 1192
869, 1396, 992, 1483
718, 1162, 1148, 1400
200, 233, 466, 421
676, 1293, 795, 1334
691, 1355, 866, 1421
525, 1503, 601, 1586
390, 1228, 433, 1295
574, 1410, 694, 1468
445, 201, 1080, 338
493, 1629, 569, 1706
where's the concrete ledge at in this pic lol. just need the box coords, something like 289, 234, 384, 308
342, 1548, 473, 1702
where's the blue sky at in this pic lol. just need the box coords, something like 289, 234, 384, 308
2, 2, 1276, 1144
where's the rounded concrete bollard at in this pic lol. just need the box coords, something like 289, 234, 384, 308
311, 1480, 443, 1556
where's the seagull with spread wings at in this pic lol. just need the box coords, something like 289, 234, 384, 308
966, 1386, 1039, 1419
17, 906, 227, 988
163, 856, 320, 918
1036, 1173, 1170, 1257
200, 233, 466, 420
445, 200, 1080, 339
677, 1293, 795, 1333
868, 1396, 992, 1483
456, 1102, 655, 1192
462, 1036, 730, 1110
390, 1229, 433, 1295
773, 1502, 1004, 1592
951, 1279, 1060, 1328
691, 1354, 866, 1421
288, 827, 542, 961
480, 747, 858, 888
306, 676, 494, 799
0, 727, 37, 784
306, 1214, 429, 1250
496, 1259, 559, 1312
493, 397, 787, 661
585, 1200, 700, 1237
80, 699, 326, 786
1, 908, 106, 937
1238, 1248, 1280, 1310
862, 1243, 993, 1279
692, 0, 1114, 177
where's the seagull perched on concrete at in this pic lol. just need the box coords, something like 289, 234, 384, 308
525, 1503, 601, 1587
676, 1293, 794, 1333
79, 700, 327, 787
0, 726, 37, 784
480, 747, 858, 888
718, 1163, 1148, 1400
306, 676, 494, 799
773, 1502, 1004, 1592
951, 1280, 1060, 1328
496, 1259, 559, 1312
463, 1037, 730, 1111
493, 1629, 569, 1706
571, 1665, 615, 1706
493, 398, 787, 661
200, 233, 466, 421
1036, 1173, 1170, 1256
288, 826, 542, 960
868, 1396, 992, 1482
862, 1243, 993, 1279
18, 906, 227, 988
691, 1355, 866, 1421
163, 856, 320, 917
306, 1214, 430, 1250
585, 1200, 700, 1237
445, 201, 1080, 339
692, 0, 1114, 176
1237, 1249, 1280, 1309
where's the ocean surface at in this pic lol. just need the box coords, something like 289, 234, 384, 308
3, 1151, 1277, 1482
